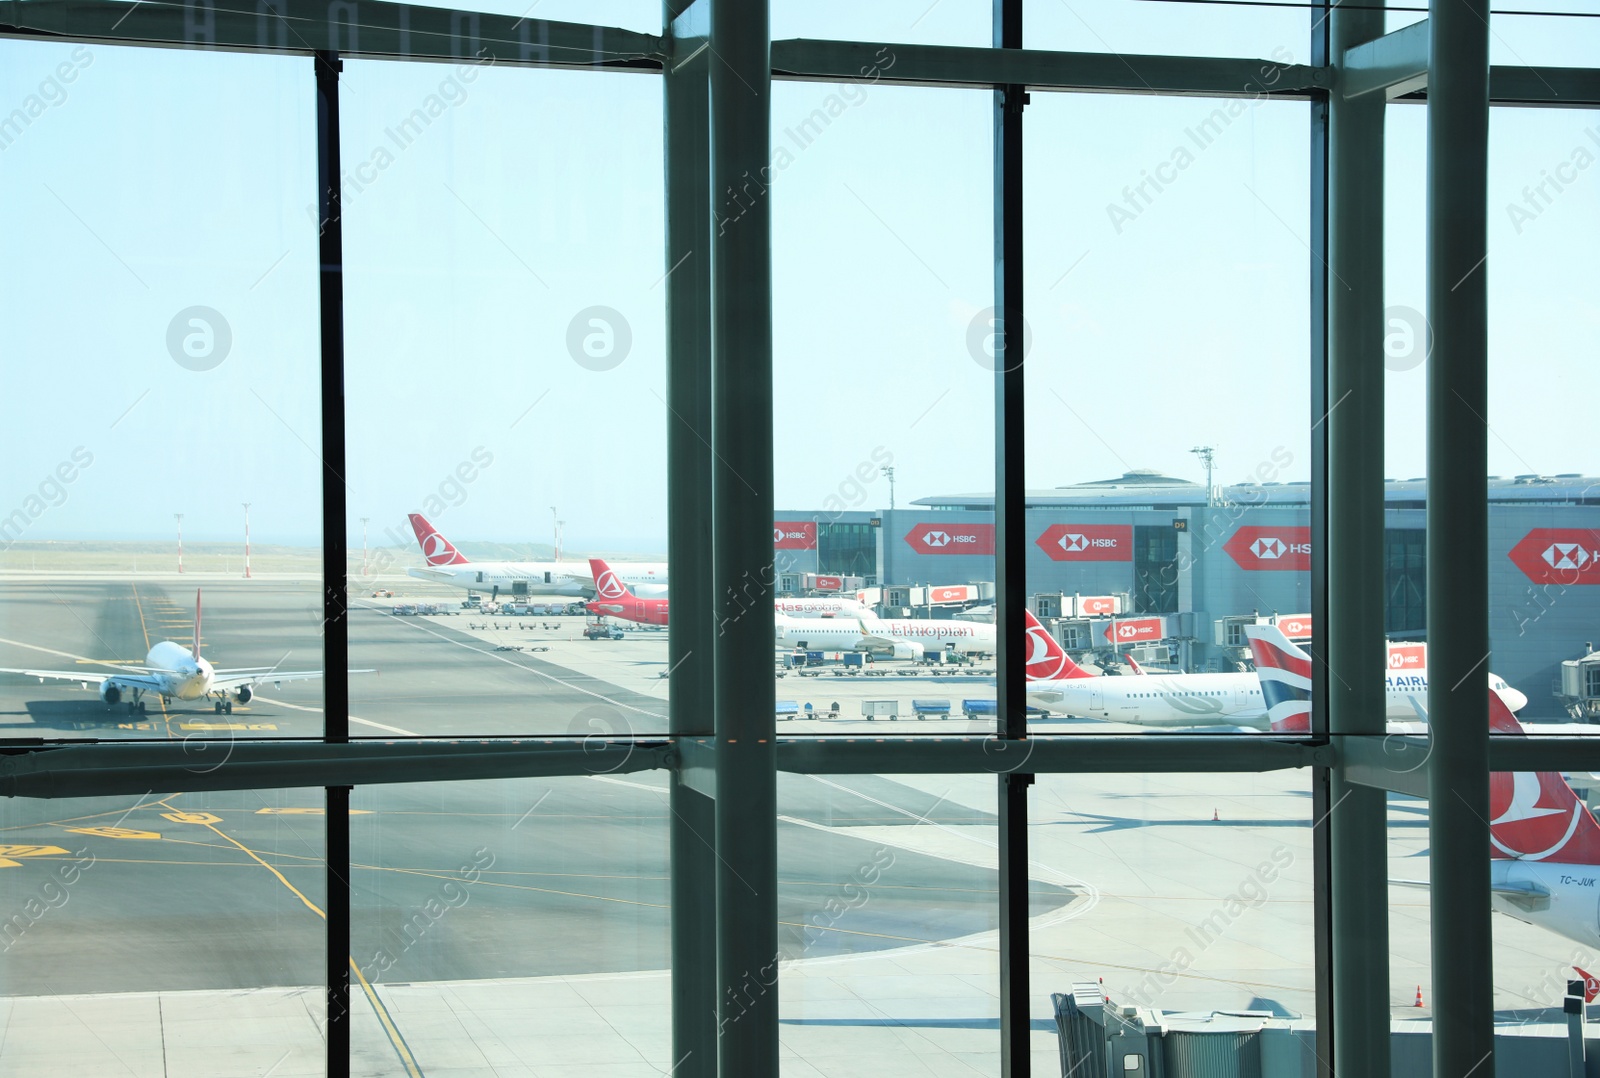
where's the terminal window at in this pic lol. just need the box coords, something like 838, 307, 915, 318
1384, 528, 1427, 634
818, 522, 875, 579
1133, 525, 1179, 614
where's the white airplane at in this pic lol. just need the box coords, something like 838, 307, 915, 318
1244, 623, 1528, 733
773, 595, 873, 619
404, 513, 668, 599
0, 590, 329, 715
1023, 610, 1268, 729
775, 614, 995, 658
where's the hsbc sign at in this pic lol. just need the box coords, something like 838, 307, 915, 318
1036, 523, 1132, 562
1508, 528, 1600, 585
1224, 527, 1312, 571
774, 522, 818, 550
1388, 642, 1426, 670
1103, 616, 1163, 643
1276, 614, 1313, 639
904, 523, 995, 556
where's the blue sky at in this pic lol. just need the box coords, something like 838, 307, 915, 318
0, 5, 1594, 549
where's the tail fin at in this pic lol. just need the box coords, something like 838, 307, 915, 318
588, 558, 634, 600
1489, 691, 1600, 865
1243, 624, 1312, 733
193, 589, 202, 661
1024, 610, 1093, 681
1576, 967, 1600, 1004
1124, 654, 1147, 675
409, 513, 469, 566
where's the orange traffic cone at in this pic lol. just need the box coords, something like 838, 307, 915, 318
1414, 985, 1424, 1008
1212, 808, 1219, 821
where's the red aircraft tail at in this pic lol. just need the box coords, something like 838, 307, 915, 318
408, 513, 469, 566
1023, 610, 1094, 682
1489, 693, 1600, 865
589, 558, 635, 600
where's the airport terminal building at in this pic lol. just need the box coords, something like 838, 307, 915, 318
778, 470, 1600, 715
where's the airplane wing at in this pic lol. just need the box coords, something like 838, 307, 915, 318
853, 619, 896, 649
210, 669, 326, 691
210, 668, 375, 692
0, 667, 166, 691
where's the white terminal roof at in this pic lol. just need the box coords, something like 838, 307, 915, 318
913, 469, 1600, 511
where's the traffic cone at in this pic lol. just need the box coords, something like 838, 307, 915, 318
1212, 808, 1219, 821
1414, 985, 1424, 1008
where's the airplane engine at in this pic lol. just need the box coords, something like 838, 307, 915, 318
891, 641, 925, 660
234, 685, 253, 704
99, 680, 121, 705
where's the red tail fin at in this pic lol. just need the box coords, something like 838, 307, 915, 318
1490, 692, 1600, 865
1243, 624, 1313, 734
409, 513, 469, 566
588, 558, 634, 600
193, 589, 202, 661
1124, 654, 1146, 675
1024, 610, 1093, 681
1576, 967, 1600, 1004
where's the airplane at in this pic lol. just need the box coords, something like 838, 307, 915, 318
775, 613, 996, 658
0, 590, 329, 715
1023, 610, 1268, 729
583, 558, 874, 628
1244, 623, 1529, 733
405, 514, 669, 599
585, 558, 668, 625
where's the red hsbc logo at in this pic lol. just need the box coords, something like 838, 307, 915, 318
1277, 615, 1313, 639
1508, 528, 1600, 585
774, 522, 818, 550
1104, 617, 1163, 643
904, 524, 995, 555
1078, 596, 1118, 616
1036, 524, 1132, 562
813, 575, 843, 591
1388, 642, 1426, 670
931, 586, 973, 603
1225, 527, 1312, 571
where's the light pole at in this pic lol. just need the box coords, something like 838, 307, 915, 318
242, 503, 253, 579
1190, 446, 1216, 507
175, 513, 184, 574
881, 465, 896, 510
550, 506, 562, 561
360, 517, 370, 577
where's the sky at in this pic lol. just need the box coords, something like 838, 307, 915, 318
0, 2, 1595, 551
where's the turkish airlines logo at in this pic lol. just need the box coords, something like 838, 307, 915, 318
1509, 529, 1600, 586
1026, 622, 1068, 680
595, 570, 628, 599
1224, 527, 1312, 571
422, 534, 454, 565
1490, 770, 1584, 861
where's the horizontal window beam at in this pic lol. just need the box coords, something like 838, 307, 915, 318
1341, 18, 1428, 100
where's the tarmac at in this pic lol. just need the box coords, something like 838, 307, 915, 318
0, 574, 1586, 1075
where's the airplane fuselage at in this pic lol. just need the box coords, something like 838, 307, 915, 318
1491, 859, 1600, 949
410, 561, 669, 598
775, 617, 995, 656
142, 640, 215, 701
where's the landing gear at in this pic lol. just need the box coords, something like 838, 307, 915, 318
225, 700, 233, 715
214, 701, 223, 714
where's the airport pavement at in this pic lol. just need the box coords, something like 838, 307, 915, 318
0, 575, 1589, 1075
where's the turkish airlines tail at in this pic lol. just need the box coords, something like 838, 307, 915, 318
588, 558, 635, 601
1124, 654, 1147, 675
1023, 610, 1094, 681
1242, 624, 1311, 734
408, 513, 470, 566
193, 589, 202, 661
1576, 967, 1600, 1004
1488, 692, 1600, 866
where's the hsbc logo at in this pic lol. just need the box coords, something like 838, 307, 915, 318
1059, 532, 1118, 551
924, 531, 977, 547
1226, 527, 1313, 571
774, 527, 783, 543
1389, 652, 1404, 670
1250, 537, 1308, 560
1543, 543, 1595, 571
906, 523, 994, 555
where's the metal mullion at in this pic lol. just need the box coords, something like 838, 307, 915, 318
663, 2, 716, 1075
314, 47, 352, 1078
1424, 0, 1493, 1070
